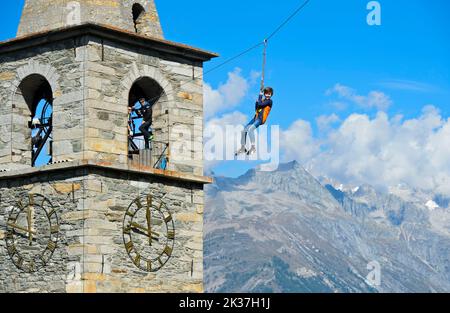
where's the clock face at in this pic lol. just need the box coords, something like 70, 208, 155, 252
123, 194, 175, 272
5, 194, 59, 273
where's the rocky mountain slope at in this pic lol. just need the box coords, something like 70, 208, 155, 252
204, 161, 450, 292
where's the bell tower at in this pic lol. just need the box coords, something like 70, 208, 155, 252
0, 1, 217, 293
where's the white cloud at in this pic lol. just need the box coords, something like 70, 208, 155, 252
316, 114, 340, 132
249, 70, 261, 85
203, 68, 250, 118
205, 111, 248, 130
204, 111, 249, 173
327, 83, 392, 111
329, 101, 348, 111
203, 78, 450, 196
280, 119, 320, 164
280, 105, 450, 195
378, 79, 438, 93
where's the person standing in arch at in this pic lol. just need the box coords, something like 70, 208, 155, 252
138, 97, 154, 150
236, 87, 274, 156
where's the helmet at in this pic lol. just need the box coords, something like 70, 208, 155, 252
263, 87, 274, 96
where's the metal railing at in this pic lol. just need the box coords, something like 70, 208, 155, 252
128, 136, 169, 170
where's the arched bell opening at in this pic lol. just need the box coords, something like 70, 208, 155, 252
13, 74, 53, 167
128, 77, 169, 169
132, 3, 146, 34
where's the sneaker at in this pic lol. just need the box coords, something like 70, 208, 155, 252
247, 146, 256, 155
235, 146, 247, 156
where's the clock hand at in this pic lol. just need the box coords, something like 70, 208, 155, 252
13, 232, 38, 241
130, 222, 160, 237
146, 205, 152, 246
130, 227, 159, 242
7, 222, 37, 235
27, 206, 33, 246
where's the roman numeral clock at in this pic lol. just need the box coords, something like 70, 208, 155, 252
5, 194, 60, 273
0, 0, 216, 293
123, 194, 175, 272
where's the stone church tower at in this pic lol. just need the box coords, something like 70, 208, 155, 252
0, 0, 217, 293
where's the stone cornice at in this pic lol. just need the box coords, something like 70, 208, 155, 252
0, 23, 219, 62
0, 160, 213, 185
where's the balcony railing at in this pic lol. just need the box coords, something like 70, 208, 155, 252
128, 137, 169, 170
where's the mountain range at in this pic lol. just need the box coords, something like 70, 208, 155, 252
204, 161, 450, 292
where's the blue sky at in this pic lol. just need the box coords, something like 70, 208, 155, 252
2, 1, 450, 183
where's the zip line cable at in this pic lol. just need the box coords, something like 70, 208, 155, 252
202, 42, 265, 77
140, 0, 312, 108
265, 0, 311, 41
142, 40, 265, 106
260, 39, 268, 91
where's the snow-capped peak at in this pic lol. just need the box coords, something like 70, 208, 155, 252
426, 200, 439, 211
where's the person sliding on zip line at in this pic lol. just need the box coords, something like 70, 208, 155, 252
137, 97, 154, 150
236, 87, 274, 156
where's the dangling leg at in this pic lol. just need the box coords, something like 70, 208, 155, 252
247, 119, 262, 155
236, 120, 254, 155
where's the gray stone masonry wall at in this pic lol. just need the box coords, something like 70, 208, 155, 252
18, 0, 163, 39
0, 167, 204, 293
85, 37, 204, 175
0, 35, 205, 176
0, 38, 85, 170
0, 169, 84, 293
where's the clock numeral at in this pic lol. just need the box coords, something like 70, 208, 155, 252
133, 254, 141, 267
146, 195, 152, 208
50, 225, 60, 234
125, 241, 134, 254
134, 198, 143, 209
164, 215, 173, 223
28, 194, 35, 206
7, 244, 17, 256
148, 260, 154, 271
123, 224, 131, 235
126, 210, 135, 218
163, 246, 173, 257
17, 256, 24, 268
167, 230, 175, 240
40, 255, 48, 265
47, 208, 56, 218
5, 232, 14, 241
157, 257, 163, 266
157, 202, 164, 212
29, 261, 36, 272
47, 241, 57, 252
